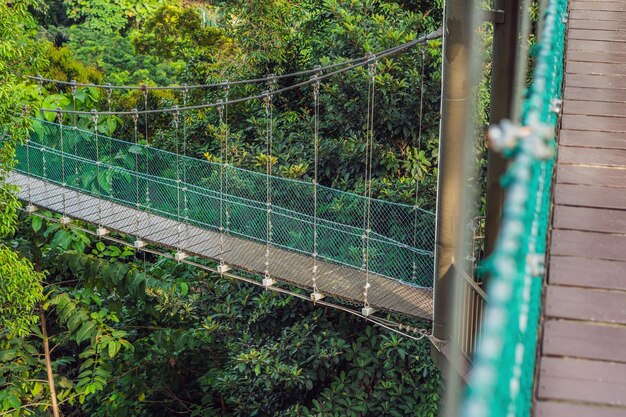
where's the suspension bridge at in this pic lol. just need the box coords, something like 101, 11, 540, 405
12, 31, 441, 323
8, 0, 626, 415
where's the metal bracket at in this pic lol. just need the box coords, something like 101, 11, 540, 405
361, 306, 376, 317
96, 227, 109, 237
174, 251, 187, 262
262, 277, 275, 288
25, 205, 38, 214
133, 239, 146, 248
59, 216, 72, 225
217, 264, 231, 274
483, 9, 505, 24
310, 292, 324, 303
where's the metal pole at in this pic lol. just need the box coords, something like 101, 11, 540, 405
433, 0, 477, 345
484, 0, 522, 257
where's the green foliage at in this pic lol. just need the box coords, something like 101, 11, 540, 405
132, 5, 226, 61
0, 247, 44, 337
2, 213, 441, 416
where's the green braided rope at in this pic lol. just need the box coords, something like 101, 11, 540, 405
462, 0, 567, 416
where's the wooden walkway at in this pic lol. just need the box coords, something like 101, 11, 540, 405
535, 2, 626, 415
8, 172, 433, 319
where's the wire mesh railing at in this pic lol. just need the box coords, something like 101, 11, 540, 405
15, 119, 436, 289
460, 0, 567, 415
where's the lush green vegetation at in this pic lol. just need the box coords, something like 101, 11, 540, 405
1, 0, 444, 415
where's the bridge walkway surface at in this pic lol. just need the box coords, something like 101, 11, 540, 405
8, 172, 433, 319
534, 1, 626, 415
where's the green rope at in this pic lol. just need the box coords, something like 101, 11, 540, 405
462, 0, 567, 415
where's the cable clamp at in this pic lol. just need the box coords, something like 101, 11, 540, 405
527, 253, 546, 276
310, 291, 324, 303
488, 119, 529, 152
361, 306, 376, 317
549, 98, 563, 115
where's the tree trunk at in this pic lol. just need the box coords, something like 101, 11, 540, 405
39, 303, 60, 417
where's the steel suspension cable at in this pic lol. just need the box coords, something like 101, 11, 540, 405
181, 85, 190, 245
263, 91, 273, 286
38, 29, 441, 117
90, 110, 104, 234
23, 35, 438, 92
173, 106, 184, 257
70, 82, 80, 191
412, 47, 426, 281
362, 57, 378, 312
142, 85, 151, 208
55, 109, 68, 223
24, 107, 33, 211
217, 99, 226, 269
132, 108, 140, 239
311, 72, 322, 298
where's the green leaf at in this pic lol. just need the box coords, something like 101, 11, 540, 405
108, 340, 121, 358
6, 395, 21, 410
76, 321, 97, 344
32, 216, 42, 233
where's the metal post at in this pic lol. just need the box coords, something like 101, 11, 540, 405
433, 0, 477, 345
484, 0, 522, 257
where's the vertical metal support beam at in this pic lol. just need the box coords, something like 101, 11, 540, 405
433, 0, 477, 343
484, 0, 522, 257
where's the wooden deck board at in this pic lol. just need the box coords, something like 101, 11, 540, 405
558, 146, 626, 166
563, 100, 626, 118
567, 50, 626, 64
556, 165, 626, 187
544, 286, 626, 324
537, 357, 626, 406
7, 172, 433, 319
567, 61, 626, 76
536, 11, 626, 413
555, 184, 626, 209
553, 205, 626, 234
570, 10, 626, 22
549, 256, 626, 291
543, 319, 626, 363
535, 402, 626, 417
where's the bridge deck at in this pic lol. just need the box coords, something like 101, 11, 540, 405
535, 2, 626, 415
8, 172, 432, 319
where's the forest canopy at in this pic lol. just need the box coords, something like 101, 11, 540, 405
0, 1, 444, 416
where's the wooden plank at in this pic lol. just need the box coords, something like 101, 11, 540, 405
568, 39, 626, 54
564, 87, 626, 103
569, 18, 626, 32
551, 229, 626, 261
570, 10, 626, 22
556, 165, 626, 187
566, 74, 626, 90
555, 183, 626, 209
563, 100, 626, 118
558, 147, 626, 167
569, 28, 626, 42
535, 401, 626, 417
544, 285, 626, 324
543, 319, 626, 363
567, 61, 626, 76
553, 205, 626, 234
538, 357, 626, 406
567, 50, 626, 65
562, 115, 626, 133
570, 2, 626, 11
549, 255, 626, 291
560, 130, 626, 150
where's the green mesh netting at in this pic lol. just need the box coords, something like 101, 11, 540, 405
461, 0, 567, 415
15, 119, 435, 288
